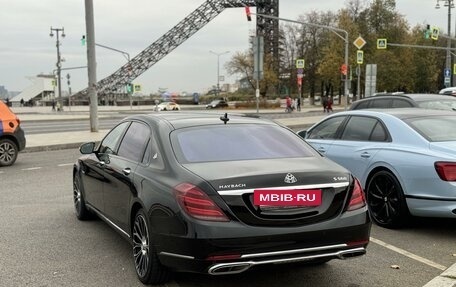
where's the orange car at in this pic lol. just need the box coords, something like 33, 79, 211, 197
0, 101, 26, 166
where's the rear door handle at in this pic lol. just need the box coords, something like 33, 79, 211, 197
317, 147, 326, 153
122, 168, 131, 176
360, 152, 371, 158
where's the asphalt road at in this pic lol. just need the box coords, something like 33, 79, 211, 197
1, 150, 455, 286
19, 110, 325, 135
21, 117, 124, 134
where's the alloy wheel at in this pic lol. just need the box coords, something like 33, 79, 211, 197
133, 214, 150, 278
73, 177, 82, 215
367, 171, 407, 228
0, 139, 17, 166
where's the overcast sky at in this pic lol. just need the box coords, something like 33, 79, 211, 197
0, 0, 452, 94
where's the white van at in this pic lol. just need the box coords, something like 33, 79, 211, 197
439, 87, 456, 96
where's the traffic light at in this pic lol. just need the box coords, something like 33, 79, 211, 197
340, 64, 348, 76
126, 83, 133, 94
245, 7, 252, 21
81, 35, 86, 46
424, 24, 431, 39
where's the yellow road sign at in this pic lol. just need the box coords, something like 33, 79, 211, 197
356, 50, 364, 64
431, 27, 439, 40
353, 36, 366, 50
296, 59, 305, 69
377, 38, 387, 49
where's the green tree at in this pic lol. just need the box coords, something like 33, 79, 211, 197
225, 50, 279, 97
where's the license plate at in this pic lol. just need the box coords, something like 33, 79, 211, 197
253, 189, 322, 206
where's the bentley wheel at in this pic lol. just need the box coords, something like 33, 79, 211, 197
366, 170, 409, 228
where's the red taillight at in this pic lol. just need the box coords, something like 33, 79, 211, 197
435, 162, 456, 181
206, 254, 241, 261
347, 239, 369, 246
174, 183, 229, 222
347, 178, 366, 211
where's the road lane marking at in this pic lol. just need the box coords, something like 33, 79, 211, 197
370, 237, 447, 271
58, 163, 74, 167
21, 167, 42, 171
0, 171, 4, 174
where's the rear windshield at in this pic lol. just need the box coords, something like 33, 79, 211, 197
405, 115, 456, 141
172, 124, 315, 163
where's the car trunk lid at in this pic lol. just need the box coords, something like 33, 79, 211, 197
181, 157, 353, 226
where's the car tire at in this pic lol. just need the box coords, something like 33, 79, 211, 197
0, 138, 18, 166
73, 174, 93, 220
366, 170, 409, 229
133, 209, 171, 285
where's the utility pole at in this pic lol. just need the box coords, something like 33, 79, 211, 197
66, 73, 72, 111
49, 27, 65, 111
85, 0, 98, 132
435, 0, 454, 87
209, 51, 230, 99
95, 43, 131, 109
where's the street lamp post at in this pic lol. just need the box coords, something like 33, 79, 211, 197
95, 43, 132, 109
435, 0, 454, 87
49, 27, 65, 111
209, 50, 229, 99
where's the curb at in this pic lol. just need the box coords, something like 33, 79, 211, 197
423, 263, 456, 287
23, 142, 86, 153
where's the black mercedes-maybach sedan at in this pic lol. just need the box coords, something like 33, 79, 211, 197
73, 112, 371, 285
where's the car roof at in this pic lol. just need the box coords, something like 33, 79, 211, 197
366, 93, 447, 100
124, 112, 275, 129
397, 93, 454, 100
351, 93, 454, 106
439, 87, 456, 93
337, 108, 456, 120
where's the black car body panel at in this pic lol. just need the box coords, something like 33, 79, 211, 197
73, 112, 371, 282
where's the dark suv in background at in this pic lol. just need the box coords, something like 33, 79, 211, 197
349, 93, 456, 111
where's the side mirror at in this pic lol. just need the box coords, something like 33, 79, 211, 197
79, 142, 96, 154
297, 130, 307, 138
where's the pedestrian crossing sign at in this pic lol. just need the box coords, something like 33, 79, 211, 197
377, 38, 387, 49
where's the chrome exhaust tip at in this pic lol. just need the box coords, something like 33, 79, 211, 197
208, 262, 253, 275
337, 248, 366, 259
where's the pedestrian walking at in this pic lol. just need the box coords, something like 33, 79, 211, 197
297, 97, 301, 112
285, 96, 293, 113
51, 100, 56, 111
326, 97, 333, 112
322, 96, 328, 113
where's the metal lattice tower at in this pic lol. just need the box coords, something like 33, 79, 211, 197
256, 0, 279, 72
75, 0, 279, 97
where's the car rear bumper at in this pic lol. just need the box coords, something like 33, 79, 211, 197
154, 211, 371, 274
159, 240, 368, 275
15, 127, 26, 151
407, 197, 456, 218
